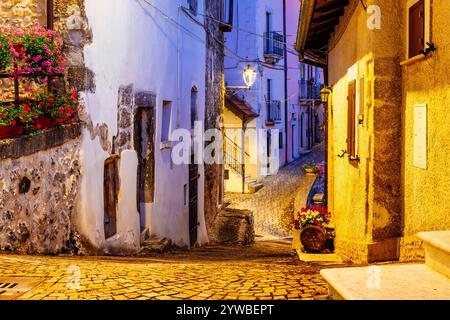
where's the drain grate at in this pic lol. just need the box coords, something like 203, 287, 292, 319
0, 277, 45, 300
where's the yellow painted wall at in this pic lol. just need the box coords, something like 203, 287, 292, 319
400, 0, 450, 261
327, 0, 404, 263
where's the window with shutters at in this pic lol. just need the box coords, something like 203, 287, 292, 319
407, 0, 430, 59
409, 0, 424, 58
347, 80, 357, 159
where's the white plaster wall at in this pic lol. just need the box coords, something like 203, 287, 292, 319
77, 0, 208, 251
224, 0, 286, 178
286, 0, 300, 162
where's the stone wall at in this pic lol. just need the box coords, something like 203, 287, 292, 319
0, 0, 90, 254
0, 126, 83, 254
204, 0, 226, 236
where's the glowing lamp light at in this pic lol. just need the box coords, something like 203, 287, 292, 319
243, 65, 257, 88
320, 86, 332, 104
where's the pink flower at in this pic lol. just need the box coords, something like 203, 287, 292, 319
33, 55, 42, 62
41, 60, 52, 68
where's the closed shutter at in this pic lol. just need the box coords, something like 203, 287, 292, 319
409, 0, 425, 58
347, 81, 356, 158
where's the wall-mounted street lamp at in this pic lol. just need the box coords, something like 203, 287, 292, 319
226, 65, 257, 90
242, 65, 257, 88
320, 86, 332, 104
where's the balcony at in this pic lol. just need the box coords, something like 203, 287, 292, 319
299, 81, 323, 101
266, 100, 282, 125
264, 31, 284, 64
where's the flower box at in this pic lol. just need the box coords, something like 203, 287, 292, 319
0, 124, 24, 139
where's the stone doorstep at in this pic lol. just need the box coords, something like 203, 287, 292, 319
418, 231, 450, 278
320, 264, 450, 300
296, 250, 344, 264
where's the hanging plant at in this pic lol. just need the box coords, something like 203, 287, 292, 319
0, 24, 65, 81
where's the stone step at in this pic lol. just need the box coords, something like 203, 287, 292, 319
320, 264, 450, 300
247, 181, 264, 193
139, 236, 172, 254
418, 231, 450, 278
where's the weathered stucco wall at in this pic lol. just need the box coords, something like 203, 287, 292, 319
81, 0, 208, 250
328, 0, 403, 263
400, 0, 450, 261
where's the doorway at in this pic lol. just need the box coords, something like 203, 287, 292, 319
135, 106, 155, 232
189, 154, 199, 247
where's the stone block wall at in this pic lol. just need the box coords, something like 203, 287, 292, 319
204, 0, 226, 236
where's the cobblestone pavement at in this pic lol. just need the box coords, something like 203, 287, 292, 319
225, 143, 325, 238
0, 240, 335, 300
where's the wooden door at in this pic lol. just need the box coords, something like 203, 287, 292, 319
189, 155, 199, 247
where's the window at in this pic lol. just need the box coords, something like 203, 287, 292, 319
409, 0, 425, 58
407, 0, 431, 59
266, 12, 272, 34
188, 0, 198, 15
161, 101, 172, 142
219, 0, 234, 32
347, 80, 357, 158
190, 87, 198, 129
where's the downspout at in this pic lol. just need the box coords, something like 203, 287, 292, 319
283, 0, 288, 164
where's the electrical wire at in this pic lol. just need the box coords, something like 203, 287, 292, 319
138, 0, 323, 97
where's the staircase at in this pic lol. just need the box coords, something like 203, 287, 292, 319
224, 135, 263, 194
320, 231, 450, 300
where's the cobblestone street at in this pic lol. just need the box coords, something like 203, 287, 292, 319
0, 240, 335, 300
225, 143, 325, 238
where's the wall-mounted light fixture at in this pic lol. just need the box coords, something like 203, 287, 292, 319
320, 86, 332, 104
226, 65, 257, 91
243, 65, 257, 88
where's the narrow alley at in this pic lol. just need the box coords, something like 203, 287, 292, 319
225, 143, 324, 238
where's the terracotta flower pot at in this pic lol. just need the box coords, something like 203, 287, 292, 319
0, 124, 24, 139
300, 225, 326, 253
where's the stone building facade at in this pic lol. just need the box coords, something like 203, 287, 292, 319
204, 0, 227, 237
296, 0, 450, 263
0, 0, 228, 254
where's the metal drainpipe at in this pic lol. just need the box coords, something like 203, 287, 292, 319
283, 0, 288, 165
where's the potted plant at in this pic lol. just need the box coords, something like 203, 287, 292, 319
0, 103, 37, 139
293, 206, 333, 253
303, 162, 320, 175
34, 89, 81, 129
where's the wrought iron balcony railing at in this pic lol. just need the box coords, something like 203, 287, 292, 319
267, 100, 282, 123
264, 31, 284, 64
